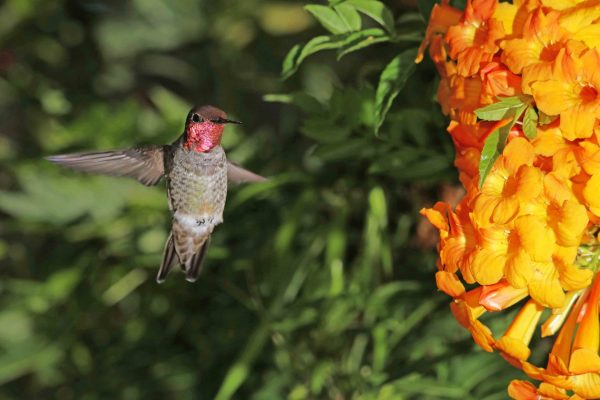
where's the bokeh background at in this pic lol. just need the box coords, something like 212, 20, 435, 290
0, 0, 523, 399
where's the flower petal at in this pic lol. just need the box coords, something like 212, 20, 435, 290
516, 216, 556, 262
471, 247, 505, 285
436, 271, 466, 297
505, 247, 534, 288
528, 261, 565, 309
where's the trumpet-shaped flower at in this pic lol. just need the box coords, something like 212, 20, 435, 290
474, 138, 541, 226
416, 0, 463, 64
508, 380, 584, 399
501, 9, 568, 93
531, 48, 600, 140
558, 1, 600, 50
419, 0, 600, 397
480, 61, 523, 103
446, 0, 505, 76
541, 0, 590, 10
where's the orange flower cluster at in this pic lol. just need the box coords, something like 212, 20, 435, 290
417, 0, 600, 398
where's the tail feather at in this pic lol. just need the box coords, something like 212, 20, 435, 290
185, 236, 211, 283
156, 232, 178, 283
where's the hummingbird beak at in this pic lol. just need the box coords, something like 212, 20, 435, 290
222, 118, 242, 125
212, 117, 242, 125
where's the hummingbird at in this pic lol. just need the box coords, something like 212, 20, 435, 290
47, 105, 267, 283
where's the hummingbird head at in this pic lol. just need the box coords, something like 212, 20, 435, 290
183, 105, 241, 152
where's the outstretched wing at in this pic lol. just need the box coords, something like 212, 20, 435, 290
227, 161, 267, 184
46, 145, 166, 186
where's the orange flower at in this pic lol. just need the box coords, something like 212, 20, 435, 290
508, 380, 583, 399
583, 173, 600, 217
455, 146, 481, 187
415, 0, 462, 64
501, 8, 570, 93
449, 287, 496, 351
421, 199, 478, 283
446, 0, 505, 76
473, 138, 542, 226
448, 120, 494, 150
558, 0, 600, 50
419, 1, 600, 397
532, 124, 582, 178
480, 60, 523, 102
531, 48, 600, 140
447, 74, 485, 124
575, 139, 600, 176
479, 280, 529, 311
541, 0, 589, 10
496, 299, 545, 362
520, 275, 600, 398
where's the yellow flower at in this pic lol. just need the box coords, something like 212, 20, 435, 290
445, 0, 506, 76
532, 48, 600, 140
420, 199, 478, 283
520, 275, 600, 398
508, 380, 583, 399
558, 0, 600, 49
415, 0, 462, 64
583, 173, 600, 217
495, 299, 545, 362
501, 9, 568, 94
449, 287, 496, 352
541, 0, 588, 10
419, 1, 600, 397
478, 280, 529, 311
474, 138, 542, 226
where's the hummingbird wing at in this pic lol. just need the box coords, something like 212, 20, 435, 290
227, 161, 267, 184
46, 145, 166, 186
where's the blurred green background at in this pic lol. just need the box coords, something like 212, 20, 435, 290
0, 0, 522, 399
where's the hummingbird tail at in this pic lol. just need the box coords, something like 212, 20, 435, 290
157, 232, 178, 283
185, 235, 211, 283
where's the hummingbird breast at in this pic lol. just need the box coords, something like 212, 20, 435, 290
166, 145, 227, 262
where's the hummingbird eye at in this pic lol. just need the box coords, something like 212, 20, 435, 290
191, 114, 202, 123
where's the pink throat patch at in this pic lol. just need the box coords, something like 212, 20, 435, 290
184, 122, 224, 152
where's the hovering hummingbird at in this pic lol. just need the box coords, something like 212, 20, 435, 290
47, 105, 267, 283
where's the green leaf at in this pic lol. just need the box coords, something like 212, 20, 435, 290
333, 4, 361, 32
478, 129, 501, 188
281, 44, 301, 79
263, 92, 323, 114
391, 31, 424, 43
282, 29, 391, 78
478, 103, 527, 187
282, 35, 346, 79
305, 5, 352, 34
523, 105, 538, 140
374, 48, 418, 133
475, 95, 531, 121
336, 28, 390, 59
345, 0, 396, 34
299, 35, 347, 60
